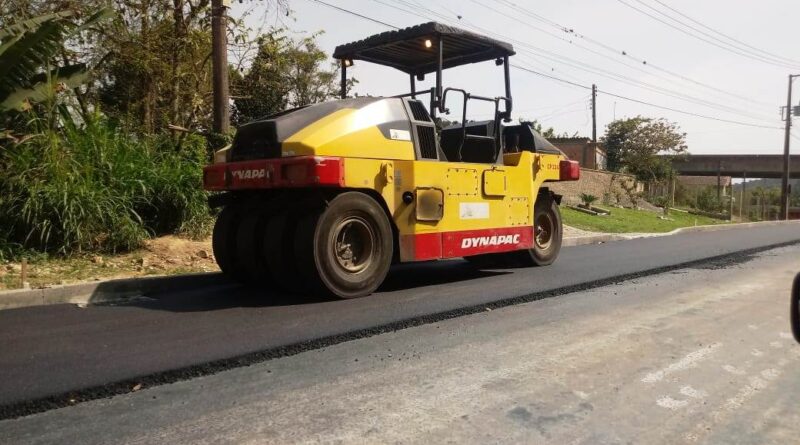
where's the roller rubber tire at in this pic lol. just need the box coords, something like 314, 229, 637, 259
263, 208, 307, 293
516, 197, 563, 266
236, 212, 271, 284
294, 192, 393, 299
212, 205, 240, 278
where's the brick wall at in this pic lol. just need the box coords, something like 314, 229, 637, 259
549, 138, 606, 170
547, 168, 640, 207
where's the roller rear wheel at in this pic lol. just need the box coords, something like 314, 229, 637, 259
294, 192, 393, 299
263, 208, 306, 292
236, 211, 272, 284
212, 205, 246, 279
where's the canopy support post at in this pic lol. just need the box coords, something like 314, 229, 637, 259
503, 55, 512, 121
434, 35, 443, 116
340, 60, 347, 99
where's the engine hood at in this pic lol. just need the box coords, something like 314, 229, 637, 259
229, 97, 415, 162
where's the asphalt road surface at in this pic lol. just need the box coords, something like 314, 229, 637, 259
0, 224, 799, 441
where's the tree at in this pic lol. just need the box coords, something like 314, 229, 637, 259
95, 0, 217, 133
517, 119, 572, 139
0, 9, 112, 113
601, 116, 687, 182
231, 30, 346, 125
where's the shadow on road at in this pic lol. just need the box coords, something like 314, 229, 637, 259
96, 260, 510, 313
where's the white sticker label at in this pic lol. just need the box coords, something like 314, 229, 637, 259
459, 202, 490, 219
389, 129, 411, 141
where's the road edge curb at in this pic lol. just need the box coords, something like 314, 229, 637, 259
563, 219, 800, 246
2, 220, 798, 311
0, 273, 229, 311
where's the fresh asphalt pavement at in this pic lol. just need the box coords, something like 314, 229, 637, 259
2, 239, 800, 443
0, 223, 799, 416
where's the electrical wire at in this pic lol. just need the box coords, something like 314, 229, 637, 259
491, 0, 776, 108
616, 0, 800, 70
473, 95, 591, 119
308, 0, 399, 29
386, 0, 778, 122
510, 64, 781, 129
651, 0, 800, 66
302, 0, 783, 131
633, 0, 800, 68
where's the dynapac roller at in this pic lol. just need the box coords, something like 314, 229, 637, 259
203, 22, 580, 298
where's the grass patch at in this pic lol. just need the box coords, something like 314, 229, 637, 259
562, 206, 728, 233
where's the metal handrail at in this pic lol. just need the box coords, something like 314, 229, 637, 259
441, 88, 508, 162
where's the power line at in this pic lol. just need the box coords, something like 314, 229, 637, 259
651, 0, 800, 66
475, 95, 591, 119
596, 89, 783, 130
392, 0, 776, 122
616, 0, 800, 70
492, 0, 776, 108
308, 0, 399, 29
637, 0, 800, 68
302, 0, 783, 131
511, 64, 781, 129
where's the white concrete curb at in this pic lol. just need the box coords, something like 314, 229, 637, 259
562, 220, 800, 247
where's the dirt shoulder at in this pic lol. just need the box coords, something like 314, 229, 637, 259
0, 236, 218, 291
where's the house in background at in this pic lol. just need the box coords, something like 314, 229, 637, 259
548, 137, 607, 170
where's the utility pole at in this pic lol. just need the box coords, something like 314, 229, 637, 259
591, 84, 597, 144
211, 0, 230, 135
741, 171, 747, 221
781, 75, 799, 220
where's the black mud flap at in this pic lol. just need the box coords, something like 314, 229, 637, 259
208, 192, 233, 209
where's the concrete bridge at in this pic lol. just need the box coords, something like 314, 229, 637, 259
669, 154, 800, 178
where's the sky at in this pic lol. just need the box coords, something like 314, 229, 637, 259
230, 0, 800, 155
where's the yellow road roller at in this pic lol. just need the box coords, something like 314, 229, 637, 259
203, 22, 580, 298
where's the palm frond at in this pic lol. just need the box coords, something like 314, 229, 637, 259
0, 11, 74, 40
0, 8, 114, 112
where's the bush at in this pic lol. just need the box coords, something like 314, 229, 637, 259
0, 113, 211, 257
695, 187, 723, 213
579, 193, 598, 208
649, 195, 668, 208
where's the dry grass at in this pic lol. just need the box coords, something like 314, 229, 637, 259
0, 236, 218, 291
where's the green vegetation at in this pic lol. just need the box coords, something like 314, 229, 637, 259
0, 111, 211, 258
562, 206, 727, 233
603, 116, 687, 181
579, 193, 598, 208
0, 3, 339, 260
0, 9, 112, 111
